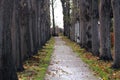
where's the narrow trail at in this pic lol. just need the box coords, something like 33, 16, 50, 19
45, 37, 99, 80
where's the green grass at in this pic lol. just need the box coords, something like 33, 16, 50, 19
18, 37, 55, 80
62, 36, 120, 80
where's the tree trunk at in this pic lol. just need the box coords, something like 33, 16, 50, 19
79, 0, 87, 48
111, 0, 120, 68
99, 0, 113, 60
0, 0, 18, 79
11, 0, 24, 72
91, 0, 99, 56
61, 0, 70, 38
84, 0, 92, 52
19, 0, 30, 60
52, 0, 56, 36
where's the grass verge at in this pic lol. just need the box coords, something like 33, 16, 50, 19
62, 36, 120, 80
18, 37, 55, 80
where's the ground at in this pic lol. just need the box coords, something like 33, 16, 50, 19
45, 37, 99, 80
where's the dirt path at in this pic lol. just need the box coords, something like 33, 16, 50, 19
44, 37, 99, 80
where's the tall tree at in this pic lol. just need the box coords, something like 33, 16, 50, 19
61, 0, 71, 38
0, 0, 18, 79
70, 0, 77, 41
79, 0, 87, 48
84, 0, 92, 52
11, 0, 24, 71
51, 0, 56, 36
91, 0, 99, 56
99, 0, 113, 60
111, 0, 120, 68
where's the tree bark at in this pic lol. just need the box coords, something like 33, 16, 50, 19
0, 0, 18, 79
99, 0, 113, 60
91, 0, 99, 56
79, 0, 87, 48
52, 0, 56, 36
111, 0, 120, 68
11, 0, 24, 72
61, 0, 70, 38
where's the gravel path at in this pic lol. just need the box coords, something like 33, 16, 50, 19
44, 37, 99, 80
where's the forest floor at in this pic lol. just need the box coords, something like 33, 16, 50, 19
18, 37, 55, 80
44, 37, 99, 80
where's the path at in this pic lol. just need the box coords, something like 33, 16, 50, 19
44, 37, 99, 80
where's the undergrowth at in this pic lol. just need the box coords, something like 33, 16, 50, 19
62, 36, 120, 80
18, 37, 55, 80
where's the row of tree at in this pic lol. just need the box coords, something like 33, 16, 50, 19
0, 0, 51, 80
61, 0, 120, 69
